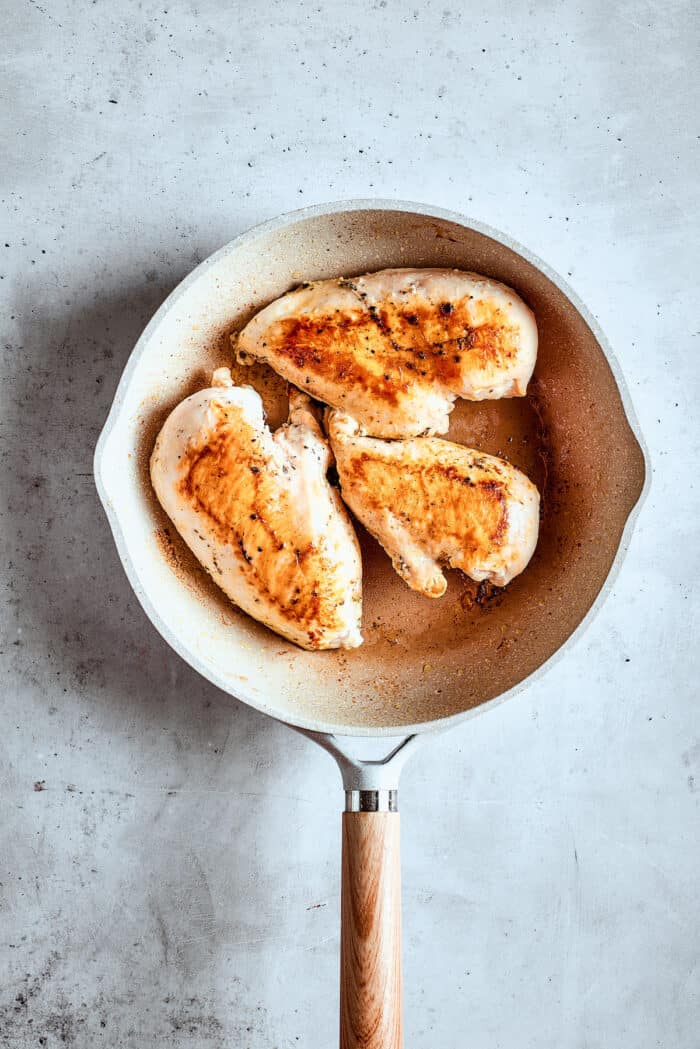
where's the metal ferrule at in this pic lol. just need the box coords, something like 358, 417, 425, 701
345, 789, 398, 812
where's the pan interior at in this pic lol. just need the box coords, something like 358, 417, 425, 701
99, 207, 646, 731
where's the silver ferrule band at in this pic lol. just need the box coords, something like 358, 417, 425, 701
345, 789, 398, 812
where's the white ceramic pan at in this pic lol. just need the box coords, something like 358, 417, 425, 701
94, 201, 648, 1048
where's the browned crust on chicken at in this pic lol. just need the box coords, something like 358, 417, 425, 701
177, 403, 346, 645
237, 269, 538, 438
270, 296, 517, 405
343, 448, 510, 564
328, 412, 540, 597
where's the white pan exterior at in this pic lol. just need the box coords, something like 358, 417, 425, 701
94, 201, 648, 736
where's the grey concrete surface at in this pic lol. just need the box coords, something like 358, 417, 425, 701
2, 1, 698, 1046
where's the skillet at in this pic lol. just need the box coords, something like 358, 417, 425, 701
94, 200, 648, 1048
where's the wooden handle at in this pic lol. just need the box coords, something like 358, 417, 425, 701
340, 811, 402, 1049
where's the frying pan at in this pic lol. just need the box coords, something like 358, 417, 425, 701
94, 200, 648, 1048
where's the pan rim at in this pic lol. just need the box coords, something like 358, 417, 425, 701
94, 198, 651, 737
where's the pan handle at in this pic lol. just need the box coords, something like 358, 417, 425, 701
294, 732, 423, 1049
340, 790, 402, 1049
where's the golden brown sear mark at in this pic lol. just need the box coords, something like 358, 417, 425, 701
346, 453, 509, 554
177, 406, 332, 633
270, 296, 518, 404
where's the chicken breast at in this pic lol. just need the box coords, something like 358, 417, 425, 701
328, 412, 540, 598
236, 268, 537, 438
150, 369, 363, 650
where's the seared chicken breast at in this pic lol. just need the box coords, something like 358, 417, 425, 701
328, 412, 539, 598
150, 369, 363, 650
236, 268, 537, 438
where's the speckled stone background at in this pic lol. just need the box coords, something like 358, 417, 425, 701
2, 1, 698, 1046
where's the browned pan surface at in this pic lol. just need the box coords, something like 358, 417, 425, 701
130, 207, 645, 728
